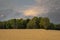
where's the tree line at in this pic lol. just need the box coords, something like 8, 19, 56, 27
0, 17, 60, 30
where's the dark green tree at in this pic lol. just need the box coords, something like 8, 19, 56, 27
27, 17, 39, 29
5, 21, 12, 29
0, 22, 3, 29
48, 23, 56, 30
9, 19, 17, 29
56, 24, 60, 30
16, 19, 26, 29
39, 17, 50, 29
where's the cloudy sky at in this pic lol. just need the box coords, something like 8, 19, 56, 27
0, 0, 60, 24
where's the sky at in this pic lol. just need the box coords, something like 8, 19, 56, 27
0, 0, 60, 24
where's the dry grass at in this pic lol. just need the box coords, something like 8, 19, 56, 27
0, 29, 60, 40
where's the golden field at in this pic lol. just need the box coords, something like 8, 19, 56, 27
0, 29, 60, 40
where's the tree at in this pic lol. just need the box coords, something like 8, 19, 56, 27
2, 22, 7, 29
5, 21, 12, 29
27, 17, 40, 29
0, 17, 60, 29
16, 19, 26, 29
39, 17, 50, 29
56, 24, 60, 30
48, 23, 56, 30
23, 18, 30, 28
9, 19, 17, 29
38, 17, 43, 28
0, 22, 3, 29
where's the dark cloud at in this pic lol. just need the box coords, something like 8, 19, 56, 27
47, 8, 60, 24
0, 9, 24, 21
0, 0, 60, 24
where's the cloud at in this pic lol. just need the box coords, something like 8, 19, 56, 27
34, 0, 60, 23
0, 0, 60, 24
0, 15, 4, 17
21, 6, 48, 16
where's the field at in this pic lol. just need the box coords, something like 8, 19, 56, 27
0, 29, 60, 40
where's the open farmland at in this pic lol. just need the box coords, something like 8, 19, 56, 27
0, 29, 60, 40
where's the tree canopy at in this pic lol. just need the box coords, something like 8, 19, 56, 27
0, 17, 60, 30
